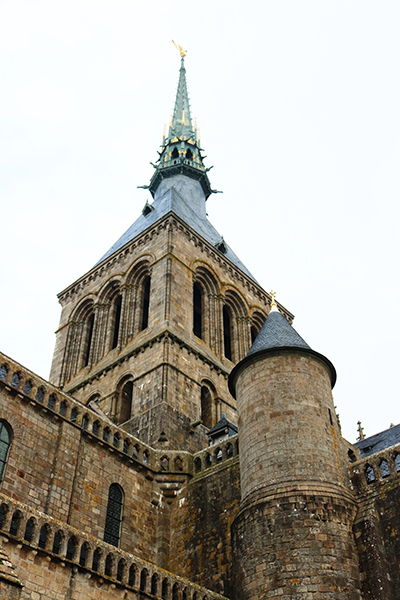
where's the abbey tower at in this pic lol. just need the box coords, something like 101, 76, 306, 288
0, 54, 399, 600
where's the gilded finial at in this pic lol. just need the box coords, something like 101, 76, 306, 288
270, 290, 278, 312
357, 420, 365, 441
172, 40, 187, 58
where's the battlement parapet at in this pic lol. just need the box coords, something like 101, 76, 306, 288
0, 352, 193, 477
192, 435, 239, 477
0, 492, 228, 600
349, 442, 400, 494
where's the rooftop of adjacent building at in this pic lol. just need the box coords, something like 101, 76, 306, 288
355, 422, 400, 458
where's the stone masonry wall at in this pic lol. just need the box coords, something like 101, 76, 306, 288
168, 446, 241, 598
350, 443, 400, 600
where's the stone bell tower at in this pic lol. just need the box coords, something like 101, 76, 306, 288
228, 298, 362, 599
49, 52, 292, 452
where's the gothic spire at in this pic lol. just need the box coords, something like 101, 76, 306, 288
169, 56, 195, 143
146, 52, 214, 199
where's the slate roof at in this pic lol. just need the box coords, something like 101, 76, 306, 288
206, 413, 238, 437
95, 176, 257, 282
355, 423, 400, 458
246, 310, 311, 358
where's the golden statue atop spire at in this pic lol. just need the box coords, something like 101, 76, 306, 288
172, 40, 187, 58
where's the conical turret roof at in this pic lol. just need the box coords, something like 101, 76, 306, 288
247, 310, 310, 357
229, 307, 336, 396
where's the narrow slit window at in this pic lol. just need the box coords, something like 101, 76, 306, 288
223, 306, 232, 360
112, 295, 122, 349
141, 276, 151, 331
84, 313, 95, 367
193, 282, 203, 339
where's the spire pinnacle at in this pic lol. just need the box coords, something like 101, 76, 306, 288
147, 50, 214, 199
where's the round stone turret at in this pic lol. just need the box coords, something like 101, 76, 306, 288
228, 306, 362, 600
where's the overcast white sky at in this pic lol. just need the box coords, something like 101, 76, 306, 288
1, 1, 399, 443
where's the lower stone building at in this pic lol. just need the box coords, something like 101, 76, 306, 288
0, 53, 399, 599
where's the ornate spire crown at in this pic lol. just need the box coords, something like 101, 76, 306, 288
147, 46, 214, 199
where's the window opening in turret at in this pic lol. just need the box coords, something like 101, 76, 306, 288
141, 276, 151, 331
84, 313, 95, 367
250, 325, 258, 344
151, 574, 159, 595
140, 569, 148, 591
117, 559, 125, 582
193, 282, 203, 339
223, 306, 232, 360
171, 147, 179, 159
38, 525, 48, 549
186, 148, 193, 159
112, 295, 122, 350
104, 483, 124, 547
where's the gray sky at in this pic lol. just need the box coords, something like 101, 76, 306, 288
1, 0, 399, 443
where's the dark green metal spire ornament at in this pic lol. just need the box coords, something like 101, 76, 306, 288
144, 46, 216, 199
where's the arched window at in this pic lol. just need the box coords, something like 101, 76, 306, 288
172, 583, 179, 600
140, 276, 151, 331
52, 530, 63, 554
36, 387, 44, 403
119, 380, 133, 424
23, 380, 32, 396
223, 306, 232, 360
48, 394, 56, 410
105, 554, 113, 576
380, 459, 390, 478
0, 364, 8, 381
38, 525, 49, 549
66, 536, 77, 561
92, 548, 101, 572
365, 464, 375, 484
84, 312, 95, 367
0, 421, 12, 483
195, 457, 202, 473
171, 147, 179, 159
104, 483, 124, 547
112, 295, 122, 350
201, 386, 213, 429
128, 564, 136, 587
140, 568, 148, 591
82, 414, 89, 430
59, 401, 67, 416
24, 517, 35, 543
11, 372, 20, 388
9, 511, 21, 536
70, 407, 78, 423
193, 282, 203, 339
151, 573, 159, 595
162, 578, 169, 599
117, 559, 125, 582
250, 325, 258, 344
79, 542, 89, 567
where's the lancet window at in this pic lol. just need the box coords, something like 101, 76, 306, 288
223, 306, 232, 361
0, 421, 12, 484
201, 385, 214, 430
104, 483, 124, 547
193, 282, 203, 339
